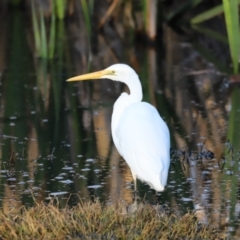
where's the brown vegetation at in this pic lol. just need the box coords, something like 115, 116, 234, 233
0, 200, 225, 239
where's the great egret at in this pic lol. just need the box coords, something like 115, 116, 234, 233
67, 64, 170, 193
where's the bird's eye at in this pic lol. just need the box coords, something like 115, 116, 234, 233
112, 70, 116, 74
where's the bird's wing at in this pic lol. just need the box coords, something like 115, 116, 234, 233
115, 102, 170, 190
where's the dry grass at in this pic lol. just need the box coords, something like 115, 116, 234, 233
0, 200, 224, 240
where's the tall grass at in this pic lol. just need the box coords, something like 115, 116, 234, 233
0, 200, 226, 239
28, 0, 240, 61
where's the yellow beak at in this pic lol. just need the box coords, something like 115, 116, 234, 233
67, 69, 114, 82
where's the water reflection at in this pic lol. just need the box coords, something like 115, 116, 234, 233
1, 9, 240, 236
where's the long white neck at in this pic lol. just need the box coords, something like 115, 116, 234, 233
111, 73, 143, 151
125, 73, 143, 102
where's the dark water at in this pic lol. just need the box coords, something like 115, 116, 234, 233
1, 10, 240, 234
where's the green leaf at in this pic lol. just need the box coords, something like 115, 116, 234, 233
223, 0, 239, 74
55, 0, 66, 19
191, 0, 240, 24
40, 10, 47, 58
191, 4, 224, 24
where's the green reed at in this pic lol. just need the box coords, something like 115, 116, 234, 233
80, 0, 94, 41
31, 1, 56, 59
191, 0, 240, 74
222, 0, 239, 74
55, 0, 67, 19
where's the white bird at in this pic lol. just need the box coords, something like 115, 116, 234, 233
67, 64, 170, 193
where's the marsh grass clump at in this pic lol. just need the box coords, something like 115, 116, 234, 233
0, 200, 224, 239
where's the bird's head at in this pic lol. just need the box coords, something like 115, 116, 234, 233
67, 64, 137, 83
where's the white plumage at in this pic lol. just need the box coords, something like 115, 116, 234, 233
67, 63, 170, 192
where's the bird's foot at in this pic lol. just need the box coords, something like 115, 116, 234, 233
127, 200, 138, 214
133, 189, 141, 202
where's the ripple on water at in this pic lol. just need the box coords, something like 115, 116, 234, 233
181, 197, 192, 202
87, 185, 102, 189
59, 179, 73, 184
62, 166, 73, 170
81, 168, 90, 172
49, 191, 68, 196
86, 158, 94, 162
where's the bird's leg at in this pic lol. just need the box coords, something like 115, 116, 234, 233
134, 177, 137, 202
126, 172, 138, 214
131, 172, 137, 203
154, 190, 159, 205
